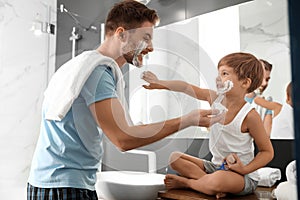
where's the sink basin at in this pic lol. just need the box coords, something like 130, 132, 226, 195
95, 171, 165, 200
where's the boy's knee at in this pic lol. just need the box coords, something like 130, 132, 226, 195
169, 151, 183, 166
202, 174, 224, 193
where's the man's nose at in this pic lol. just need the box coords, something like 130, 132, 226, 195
146, 41, 153, 52
261, 78, 267, 87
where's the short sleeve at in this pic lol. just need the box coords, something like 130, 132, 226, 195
81, 65, 118, 106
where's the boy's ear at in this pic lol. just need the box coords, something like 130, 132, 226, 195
242, 78, 252, 90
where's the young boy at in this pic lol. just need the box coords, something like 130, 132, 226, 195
142, 52, 274, 198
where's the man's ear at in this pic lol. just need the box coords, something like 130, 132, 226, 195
115, 27, 127, 42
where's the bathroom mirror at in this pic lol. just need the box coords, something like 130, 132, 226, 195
128, 0, 292, 139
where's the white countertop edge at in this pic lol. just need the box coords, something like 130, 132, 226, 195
167, 127, 210, 139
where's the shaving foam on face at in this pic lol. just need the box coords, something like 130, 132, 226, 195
132, 41, 147, 67
216, 78, 233, 95
212, 77, 233, 113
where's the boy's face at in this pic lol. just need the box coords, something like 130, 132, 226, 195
217, 65, 244, 94
218, 65, 237, 83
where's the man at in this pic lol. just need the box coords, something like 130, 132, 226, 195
245, 59, 273, 106
27, 1, 223, 199
245, 59, 273, 134
257, 59, 272, 95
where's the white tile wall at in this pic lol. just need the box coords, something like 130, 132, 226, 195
0, 0, 56, 199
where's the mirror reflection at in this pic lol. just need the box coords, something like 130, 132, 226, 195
129, 0, 292, 139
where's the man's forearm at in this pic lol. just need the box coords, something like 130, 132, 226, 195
118, 114, 194, 151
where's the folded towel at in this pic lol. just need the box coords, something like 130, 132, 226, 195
44, 50, 129, 122
272, 160, 297, 200
257, 167, 281, 187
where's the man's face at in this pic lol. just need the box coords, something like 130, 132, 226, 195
122, 22, 154, 67
259, 69, 271, 93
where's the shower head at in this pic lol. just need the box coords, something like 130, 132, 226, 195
60, 4, 67, 13
58, 4, 96, 32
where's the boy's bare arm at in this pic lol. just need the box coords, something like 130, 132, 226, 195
142, 71, 215, 103
244, 110, 274, 174
263, 114, 272, 137
254, 96, 282, 116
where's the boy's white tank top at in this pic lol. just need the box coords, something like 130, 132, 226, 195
209, 102, 259, 181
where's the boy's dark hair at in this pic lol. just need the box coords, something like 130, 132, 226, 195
105, 0, 159, 36
218, 52, 264, 93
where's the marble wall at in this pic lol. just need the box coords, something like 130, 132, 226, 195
239, 0, 291, 103
0, 0, 56, 199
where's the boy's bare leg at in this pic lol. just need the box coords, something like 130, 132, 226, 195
169, 151, 206, 179
164, 174, 189, 189
216, 192, 227, 199
165, 170, 244, 198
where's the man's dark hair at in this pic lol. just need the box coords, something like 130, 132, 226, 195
259, 59, 273, 71
105, 0, 159, 36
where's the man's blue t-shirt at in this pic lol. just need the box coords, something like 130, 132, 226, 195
28, 65, 117, 190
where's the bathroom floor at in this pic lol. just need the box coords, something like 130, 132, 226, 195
157, 186, 275, 199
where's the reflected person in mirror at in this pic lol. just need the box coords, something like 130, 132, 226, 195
143, 52, 274, 198
27, 1, 224, 200
245, 59, 273, 136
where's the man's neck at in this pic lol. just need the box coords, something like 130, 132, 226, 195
96, 39, 126, 67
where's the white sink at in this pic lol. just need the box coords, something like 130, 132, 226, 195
95, 171, 165, 200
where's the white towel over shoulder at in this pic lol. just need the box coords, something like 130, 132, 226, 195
44, 50, 127, 121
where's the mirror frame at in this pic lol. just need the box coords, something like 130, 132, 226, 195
287, 0, 300, 198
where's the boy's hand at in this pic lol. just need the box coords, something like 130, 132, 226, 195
225, 153, 236, 164
142, 71, 166, 89
226, 153, 246, 175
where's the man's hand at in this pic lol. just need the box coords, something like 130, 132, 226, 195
188, 109, 225, 127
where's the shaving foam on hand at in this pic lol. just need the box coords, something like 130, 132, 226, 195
212, 101, 228, 113
132, 41, 147, 67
